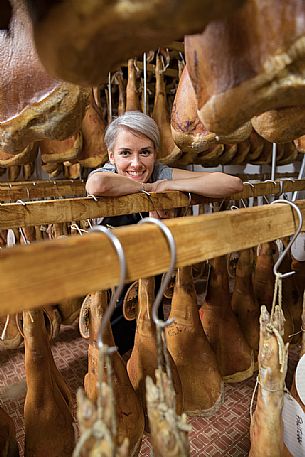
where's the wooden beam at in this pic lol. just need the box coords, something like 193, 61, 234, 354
0, 200, 304, 315
0, 191, 193, 229
0, 179, 86, 201
1, 179, 305, 228
230, 179, 305, 200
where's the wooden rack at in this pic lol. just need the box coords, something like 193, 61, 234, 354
0, 200, 304, 315
0, 179, 305, 229
0, 179, 86, 201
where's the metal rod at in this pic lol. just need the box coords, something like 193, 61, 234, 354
108, 72, 112, 122
271, 143, 277, 181
143, 52, 147, 114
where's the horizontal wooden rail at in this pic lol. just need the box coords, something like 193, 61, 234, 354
0, 200, 304, 315
0, 179, 305, 228
0, 192, 193, 229
0, 179, 86, 201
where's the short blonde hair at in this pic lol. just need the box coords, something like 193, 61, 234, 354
104, 111, 160, 151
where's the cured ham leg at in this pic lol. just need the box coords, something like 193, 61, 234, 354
171, 66, 251, 163
0, 314, 23, 350
152, 55, 181, 164
231, 248, 260, 358
0, 143, 38, 167
40, 133, 82, 164
27, 0, 245, 86
23, 309, 75, 457
115, 71, 126, 116
125, 277, 183, 431
79, 291, 144, 456
146, 368, 190, 457
166, 265, 223, 414
200, 257, 254, 382
0, 0, 89, 154
185, 0, 305, 136
277, 239, 299, 343
77, 90, 108, 168
254, 243, 276, 312
0, 406, 19, 457
126, 59, 141, 112
249, 305, 288, 457
252, 106, 305, 143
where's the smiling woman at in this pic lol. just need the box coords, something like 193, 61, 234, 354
85, 111, 243, 355
85, 111, 243, 198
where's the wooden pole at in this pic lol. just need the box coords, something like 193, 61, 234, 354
1, 180, 305, 228
0, 200, 304, 315
0, 179, 86, 201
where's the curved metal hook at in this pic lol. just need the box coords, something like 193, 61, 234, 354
90, 226, 127, 352
271, 199, 303, 278
138, 217, 176, 329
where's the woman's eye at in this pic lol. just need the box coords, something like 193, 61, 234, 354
140, 150, 151, 157
120, 150, 130, 157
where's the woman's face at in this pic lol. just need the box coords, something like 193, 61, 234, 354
109, 128, 156, 183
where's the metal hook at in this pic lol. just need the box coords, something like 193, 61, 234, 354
138, 217, 176, 329
16, 199, 26, 206
19, 227, 30, 245
89, 226, 127, 353
70, 223, 87, 236
271, 199, 303, 278
243, 181, 255, 189
274, 180, 284, 198
87, 194, 98, 202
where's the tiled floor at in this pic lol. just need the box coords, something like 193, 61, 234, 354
0, 323, 299, 457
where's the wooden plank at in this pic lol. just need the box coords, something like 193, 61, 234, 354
0, 200, 304, 315
1, 179, 305, 228
0, 191, 193, 229
230, 179, 305, 200
0, 179, 86, 201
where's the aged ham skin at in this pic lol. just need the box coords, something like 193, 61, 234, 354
185, 0, 305, 136
231, 248, 260, 358
152, 55, 181, 164
0, 406, 19, 457
252, 106, 305, 143
126, 59, 141, 112
166, 266, 224, 414
126, 277, 183, 431
115, 71, 126, 116
275, 238, 299, 344
39, 132, 82, 164
23, 309, 75, 457
0, 314, 23, 350
171, 66, 251, 160
0, 143, 38, 167
200, 257, 254, 382
26, 0, 245, 86
254, 243, 275, 312
146, 369, 190, 457
77, 91, 108, 168
0, 0, 90, 154
79, 291, 144, 457
249, 305, 288, 457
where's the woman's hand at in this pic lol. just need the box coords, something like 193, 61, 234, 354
144, 180, 168, 193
